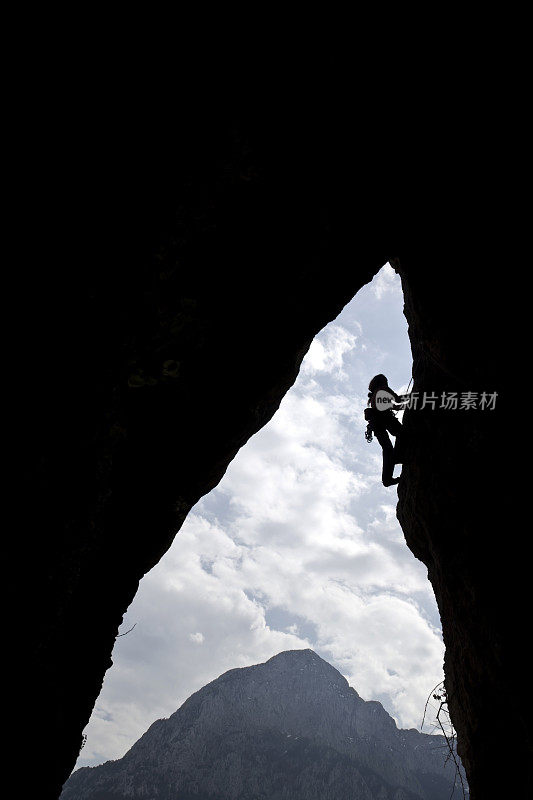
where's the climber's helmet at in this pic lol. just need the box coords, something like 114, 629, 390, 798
368, 374, 388, 394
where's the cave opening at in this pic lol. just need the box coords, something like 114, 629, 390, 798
74, 264, 445, 772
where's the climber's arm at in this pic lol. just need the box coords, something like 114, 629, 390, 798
390, 388, 409, 405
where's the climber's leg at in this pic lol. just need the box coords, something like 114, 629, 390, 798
387, 416, 403, 437
375, 429, 398, 487
387, 417, 404, 464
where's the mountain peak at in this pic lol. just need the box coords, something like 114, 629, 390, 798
265, 647, 326, 665
211, 648, 352, 696
262, 648, 346, 680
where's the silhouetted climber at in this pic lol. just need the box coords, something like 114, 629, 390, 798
364, 374, 408, 487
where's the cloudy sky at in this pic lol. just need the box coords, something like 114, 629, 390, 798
76, 264, 444, 769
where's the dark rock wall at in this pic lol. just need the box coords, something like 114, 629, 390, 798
395, 260, 527, 798
19, 52, 527, 798
25, 64, 389, 799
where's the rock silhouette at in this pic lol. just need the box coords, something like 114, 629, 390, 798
61, 650, 466, 800
19, 48, 525, 800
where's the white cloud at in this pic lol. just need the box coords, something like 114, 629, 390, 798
76, 265, 443, 770
301, 324, 357, 379
372, 262, 402, 300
